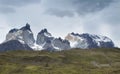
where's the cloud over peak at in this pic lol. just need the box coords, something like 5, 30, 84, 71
44, 0, 114, 17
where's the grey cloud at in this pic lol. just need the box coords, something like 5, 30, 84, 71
0, 0, 41, 14
0, 7, 15, 13
0, 0, 41, 7
44, 0, 114, 17
99, 0, 120, 25
73, 0, 113, 15
46, 8, 74, 17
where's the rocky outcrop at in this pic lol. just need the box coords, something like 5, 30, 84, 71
36, 29, 70, 51
5, 23, 35, 48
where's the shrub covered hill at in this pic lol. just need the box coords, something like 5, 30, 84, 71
0, 48, 120, 74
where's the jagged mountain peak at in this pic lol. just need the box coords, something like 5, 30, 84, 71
5, 23, 35, 48
20, 23, 31, 31
9, 23, 31, 33
39, 28, 48, 34
36, 29, 70, 51
38, 28, 52, 37
9, 28, 19, 33
36, 28, 53, 46
56, 37, 70, 45
71, 32, 91, 37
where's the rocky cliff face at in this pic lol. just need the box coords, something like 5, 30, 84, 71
65, 33, 114, 49
36, 29, 70, 51
0, 23, 36, 51
5, 23, 35, 48
36, 29, 53, 46
52, 38, 70, 50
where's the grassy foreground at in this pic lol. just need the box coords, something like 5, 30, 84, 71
0, 48, 120, 74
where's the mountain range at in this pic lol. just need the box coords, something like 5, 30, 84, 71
0, 23, 115, 51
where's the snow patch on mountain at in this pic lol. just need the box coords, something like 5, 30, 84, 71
31, 43, 43, 50
5, 23, 35, 48
65, 33, 114, 49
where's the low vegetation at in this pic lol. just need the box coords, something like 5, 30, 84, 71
0, 48, 120, 74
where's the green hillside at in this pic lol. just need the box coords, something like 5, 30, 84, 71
0, 48, 120, 74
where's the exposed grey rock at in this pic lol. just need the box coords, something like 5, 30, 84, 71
5, 23, 35, 48
52, 37, 70, 50
65, 33, 114, 49
36, 28, 53, 46
36, 29, 70, 51
0, 40, 32, 52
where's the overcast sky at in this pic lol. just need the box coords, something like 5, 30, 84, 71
0, 0, 119, 47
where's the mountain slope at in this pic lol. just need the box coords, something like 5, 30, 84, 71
0, 40, 32, 52
0, 48, 119, 74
